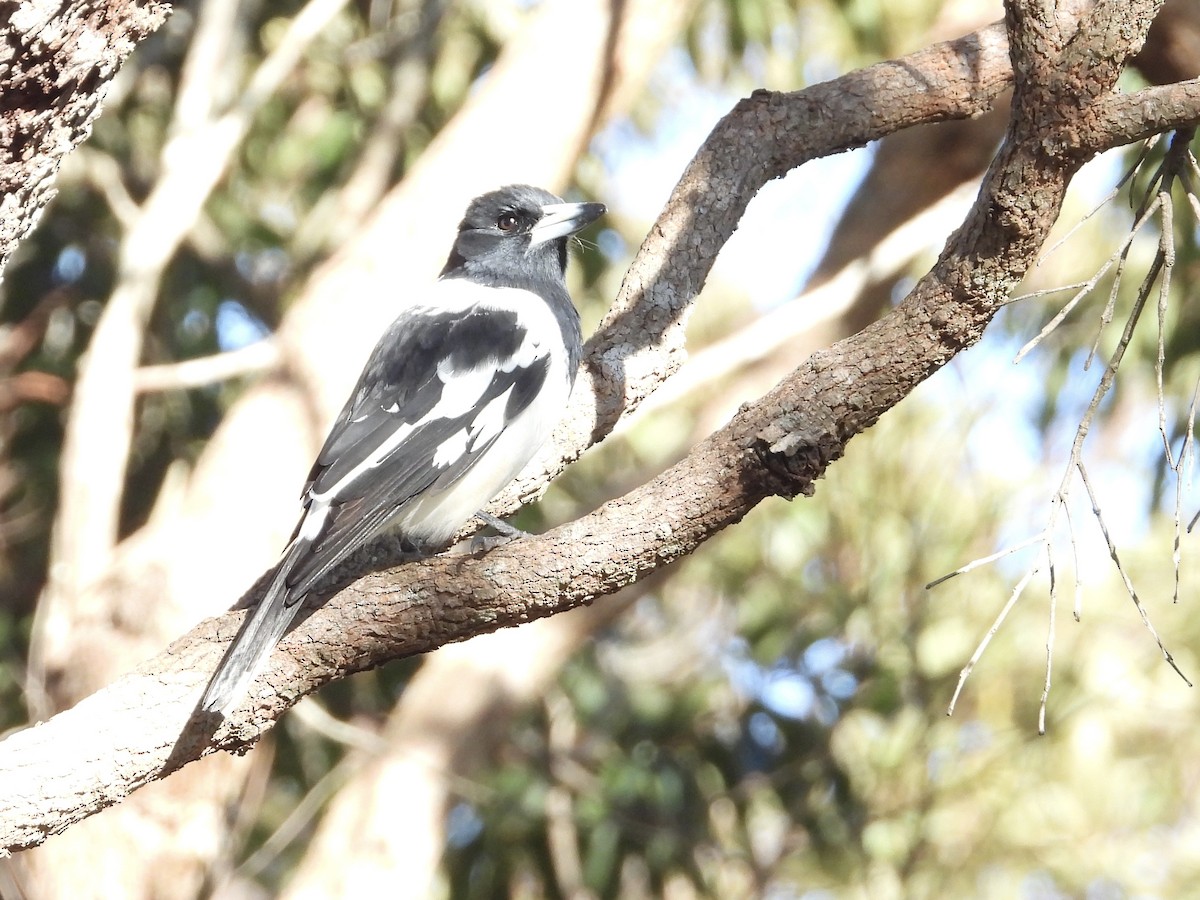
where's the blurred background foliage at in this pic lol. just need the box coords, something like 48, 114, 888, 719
4, 0, 1200, 897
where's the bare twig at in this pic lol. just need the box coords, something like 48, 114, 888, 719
1178, 376, 1200, 552
235, 755, 356, 881
1035, 138, 1154, 265
1062, 499, 1083, 622
1153, 189, 1185, 604
1013, 192, 1161, 363
627, 182, 979, 428
69, 148, 141, 230
1084, 213, 1136, 370
1076, 462, 1191, 685
925, 532, 1047, 589
545, 690, 591, 900
1038, 542, 1057, 735
132, 340, 282, 393
292, 0, 445, 257
941, 130, 1200, 724
1156, 192, 1176, 466
289, 697, 388, 755
1004, 280, 1091, 305
948, 565, 1040, 717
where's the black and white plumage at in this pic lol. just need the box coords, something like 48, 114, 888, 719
200, 184, 605, 713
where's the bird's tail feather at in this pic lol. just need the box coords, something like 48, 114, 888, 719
200, 540, 309, 714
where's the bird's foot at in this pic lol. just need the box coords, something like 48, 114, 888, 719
474, 510, 531, 539
468, 511, 530, 554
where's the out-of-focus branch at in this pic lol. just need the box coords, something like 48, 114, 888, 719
1136, 0, 1200, 85
0, 372, 71, 411
626, 181, 980, 430
292, 0, 449, 257
40, 0, 352, 644
2, 0, 1181, 852
132, 341, 282, 394
17, 3, 354, 896
280, 603, 625, 900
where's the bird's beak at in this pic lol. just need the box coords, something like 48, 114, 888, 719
529, 201, 606, 246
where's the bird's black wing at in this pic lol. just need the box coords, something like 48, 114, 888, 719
282, 298, 549, 598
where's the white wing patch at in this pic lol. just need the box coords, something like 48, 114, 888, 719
467, 387, 514, 449
432, 359, 498, 418
309, 419, 415, 503
298, 501, 331, 541
432, 428, 469, 468
431, 383, 516, 468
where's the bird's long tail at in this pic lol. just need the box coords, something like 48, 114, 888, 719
200, 539, 310, 714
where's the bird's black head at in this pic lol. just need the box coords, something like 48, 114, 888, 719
440, 184, 605, 290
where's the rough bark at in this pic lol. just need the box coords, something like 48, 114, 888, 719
2, 0, 1194, 856
0, 0, 167, 279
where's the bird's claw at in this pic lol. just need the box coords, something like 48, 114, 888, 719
474, 510, 531, 539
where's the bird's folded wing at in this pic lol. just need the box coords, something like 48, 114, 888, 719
284, 300, 550, 599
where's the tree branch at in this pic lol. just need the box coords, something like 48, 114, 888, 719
3, 0, 1192, 855
132, 341, 282, 394
1082, 78, 1200, 150
535, 22, 1014, 483
0, 0, 168, 278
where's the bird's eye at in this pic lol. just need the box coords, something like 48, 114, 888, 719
496, 213, 519, 232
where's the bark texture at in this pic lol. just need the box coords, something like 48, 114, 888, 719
0, 0, 167, 277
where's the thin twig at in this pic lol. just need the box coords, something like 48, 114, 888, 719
1152, 192, 1184, 604
1014, 194, 1162, 363
1038, 542, 1056, 735
544, 690, 590, 900
948, 565, 1040, 717
1083, 216, 1135, 371
45, 0, 353, 603
289, 696, 389, 754
925, 532, 1046, 589
1180, 146, 1200, 221
629, 182, 981, 430
1062, 499, 1083, 622
1035, 138, 1151, 264
1156, 192, 1176, 466
1077, 462, 1191, 686
1180, 377, 1200, 540
235, 754, 356, 880
71, 149, 142, 230
1004, 280, 1091, 305
948, 138, 1191, 724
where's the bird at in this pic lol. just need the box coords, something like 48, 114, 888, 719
200, 184, 605, 713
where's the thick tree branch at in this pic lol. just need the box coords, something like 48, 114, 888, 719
1082, 78, 1200, 150
0, 0, 168, 278
2, 0, 1192, 855
520, 21, 1014, 499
